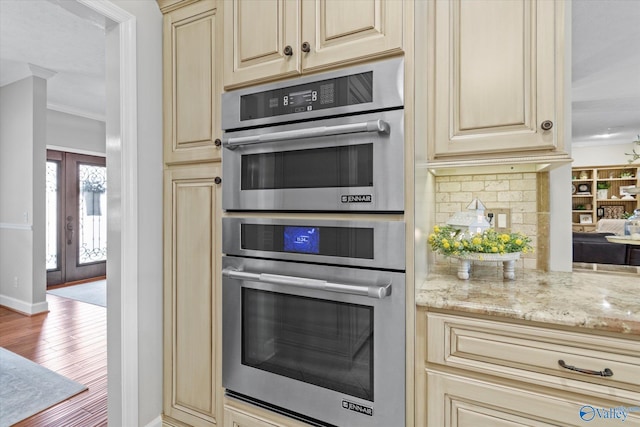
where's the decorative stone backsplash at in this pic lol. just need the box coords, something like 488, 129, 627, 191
434, 172, 540, 270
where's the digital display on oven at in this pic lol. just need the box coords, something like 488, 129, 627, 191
241, 224, 374, 259
283, 226, 320, 254
240, 72, 372, 121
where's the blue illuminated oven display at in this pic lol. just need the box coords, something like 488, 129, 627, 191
283, 226, 320, 254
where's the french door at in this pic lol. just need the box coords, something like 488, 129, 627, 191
46, 150, 107, 286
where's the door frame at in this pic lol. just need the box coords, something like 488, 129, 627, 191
77, 1, 139, 426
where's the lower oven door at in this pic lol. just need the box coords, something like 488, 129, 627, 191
222, 109, 404, 212
222, 256, 405, 427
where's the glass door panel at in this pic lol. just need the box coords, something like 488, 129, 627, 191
46, 150, 106, 286
46, 160, 59, 271
242, 288, 374, 401
78, 164, 107, 264
241, 144, 374, 190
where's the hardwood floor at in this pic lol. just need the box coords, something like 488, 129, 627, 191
0, 294, 107, 426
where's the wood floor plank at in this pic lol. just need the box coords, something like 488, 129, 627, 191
0, 293, 107, 427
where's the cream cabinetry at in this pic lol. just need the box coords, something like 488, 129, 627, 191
418, 310, 640, 427
162, 0, 223, 164
163, 164, 222, 427
159, 1, 224, 426
427, 372, 621, 427
224, 399, 309, 427
571, 165, 640, 230
419, 0, 569, 162
223, 0, 404, 89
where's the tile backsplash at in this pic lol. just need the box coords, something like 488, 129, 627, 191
434, 172, 540, 270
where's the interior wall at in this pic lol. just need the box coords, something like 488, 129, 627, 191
572, 143, 638, 167
106, 1, 163, 426
0, 76, 48, 314
46, 109, 106, 155
548, 164, 573, 272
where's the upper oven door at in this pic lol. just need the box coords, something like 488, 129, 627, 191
222, 109, 404, 212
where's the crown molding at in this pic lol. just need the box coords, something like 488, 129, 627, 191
47, 103, 105, 122
28, 63, 57, 80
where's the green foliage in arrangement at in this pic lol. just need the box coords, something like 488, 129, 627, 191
428, 225, 533, 257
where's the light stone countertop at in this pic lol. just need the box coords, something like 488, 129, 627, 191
416, 264, 640, 335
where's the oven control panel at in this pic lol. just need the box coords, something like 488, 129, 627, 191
240, 71, 373, 121
241, 223, 374, 259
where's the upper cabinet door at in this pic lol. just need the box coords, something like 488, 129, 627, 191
223, 0, 301, 89
428, 0, 564, 159
223, 0, 403, 89
300, 0, 403, 72
163, 0, 223, 164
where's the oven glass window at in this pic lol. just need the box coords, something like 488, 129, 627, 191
242, 288, 374, 401
241, 144, 373, 190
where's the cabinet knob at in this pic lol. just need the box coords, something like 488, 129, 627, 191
214, 176, 222, 185
214, 138, 222, 147
540, 120, 553, 131
283, 45, 293, 56
301, 41, 311, 53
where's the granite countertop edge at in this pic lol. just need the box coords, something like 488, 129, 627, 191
416, 267, 640, 335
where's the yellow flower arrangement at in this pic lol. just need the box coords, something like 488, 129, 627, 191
428, 225, 533, 257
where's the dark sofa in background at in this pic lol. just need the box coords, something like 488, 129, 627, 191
573, 232, 640, 266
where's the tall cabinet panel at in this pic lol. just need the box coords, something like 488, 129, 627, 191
163, 165, 222, 427
159, 0, 224, 426
163, 0, 222, 164
424, 0, 567, 160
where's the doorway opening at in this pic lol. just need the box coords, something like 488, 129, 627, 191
46, 150, 107, 286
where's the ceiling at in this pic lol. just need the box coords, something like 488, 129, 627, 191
0, 0, 639, 146
0, 0, 107, 121
571, 0, 640, 148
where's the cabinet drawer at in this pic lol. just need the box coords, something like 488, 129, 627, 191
427, 372, 640, 427
224, 407, 279, 427
224, 400, 309, 427
427, 313, 640, 394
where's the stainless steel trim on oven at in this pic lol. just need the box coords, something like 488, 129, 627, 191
224, 119, 390, 148
221, 58, 403, 130
222, 217, 405, 270
222, 256, 406, 427
222, 268, 392, 299
221, 109, 404, 212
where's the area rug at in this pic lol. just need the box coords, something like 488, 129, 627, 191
0, 347, 87, 427
47, 280, 106, 307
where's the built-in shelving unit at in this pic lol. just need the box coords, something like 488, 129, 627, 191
571, 165, 640, 231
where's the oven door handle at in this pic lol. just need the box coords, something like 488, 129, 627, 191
223, 119, 390, 148
223, 268, 392, 299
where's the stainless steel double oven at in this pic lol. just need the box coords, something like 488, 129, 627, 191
221, 58, 406, 427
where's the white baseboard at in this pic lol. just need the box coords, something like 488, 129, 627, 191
0, 294, 48, 315
144, 415, 163, 427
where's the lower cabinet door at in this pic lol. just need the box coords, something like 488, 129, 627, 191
427, 372, 640, 427
164, 164, 222, 427
224, 400, 312, 427
224, 407, 279, 427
